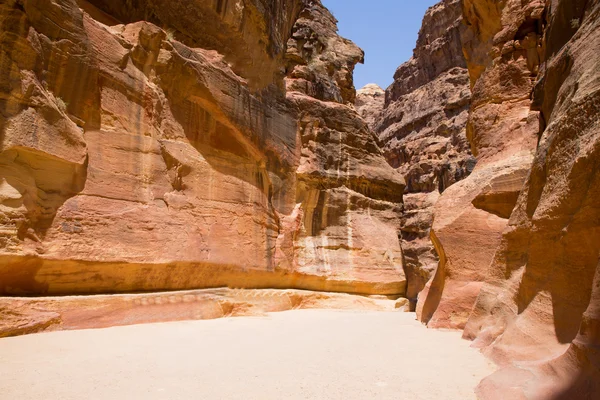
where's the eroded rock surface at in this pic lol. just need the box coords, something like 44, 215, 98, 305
3, 0, 600, 398
416, 0, 543, 329
0, 288, 397, 338
0, 0, 406, 299
465, 1, 600, 398
361, 0, 475, 309
409, 0, 600, 398
355, 84, 384, 129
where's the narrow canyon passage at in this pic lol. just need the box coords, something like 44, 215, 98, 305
0, 310, 494, 400
1, 0, 599, 397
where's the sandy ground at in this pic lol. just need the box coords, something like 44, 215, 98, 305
0, 310, 495, 400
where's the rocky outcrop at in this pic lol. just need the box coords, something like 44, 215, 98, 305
361, 0, 475, 309
4, 1, 599, 397
355, 84, 384, 129
277, 2, 406, 295
416, 0, 543, 329
406, 0, 600, 397
76, 0, 306, 90
464, 0, 600, 398
285, 3, 363, 104
0, 0, 406, 303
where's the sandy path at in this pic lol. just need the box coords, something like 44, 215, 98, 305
0, 310, 495, 400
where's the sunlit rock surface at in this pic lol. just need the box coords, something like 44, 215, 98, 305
2, 0, 600, 398
416, 0, 543, 330
359, 0, 475, 309
464, 1, 600, 398
407, 0, 600, 398
0, 0, 405, 300
0, 288, 398, 338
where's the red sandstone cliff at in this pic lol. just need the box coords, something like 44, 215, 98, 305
465, 0, 600, 397
410, 0, 600, 398
358, 0, 475, 309
0, 0, 405, 303
417, 0, 544, 330
1, 0, 600, 397
361, 0, 599, 397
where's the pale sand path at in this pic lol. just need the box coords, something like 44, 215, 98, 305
0, 310, 495, 400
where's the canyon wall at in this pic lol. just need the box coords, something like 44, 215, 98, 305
398, 0, 599, 397
465, 0, 600, 398
416, 0, 543, 330
359, 0, 475, 309
1, 0, 599, 397
0, 0, 406, 301
362, 0, 599, 397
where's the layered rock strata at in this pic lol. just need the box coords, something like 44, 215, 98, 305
464, 0, 600, 398
355, 84, 384, 129
416, 0, 544, 329
409, 0, 600, 397
0, 0, 406, 301
359, 0, 475, 309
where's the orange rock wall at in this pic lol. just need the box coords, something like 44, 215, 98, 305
360, 0, 475, 310
0, 0, 406, 297
417, 0, 543, 329
467, 0, 600, 397
413, 0, 600, 397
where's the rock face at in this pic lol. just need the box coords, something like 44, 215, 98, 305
361, 0, 475, 308
355, 84, 384, 128
0, 0, 406, 298
409, 0, 600, 398
464, 0, 600, 398
285, 3, 364, 104
0, 288, 396, 338
76, 0, 305, 90
358, 0, 599, 396
2, 0, 600, 397
416, 0, 543, 330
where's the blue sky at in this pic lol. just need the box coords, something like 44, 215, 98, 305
322, 0, 438, 90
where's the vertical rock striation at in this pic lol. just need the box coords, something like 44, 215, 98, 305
0, 0, 406, 303
403, 0, 600, 397
278, 1, 407, 295
3, 1, 599, 397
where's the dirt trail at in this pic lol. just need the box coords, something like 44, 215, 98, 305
0, 310, 495, 400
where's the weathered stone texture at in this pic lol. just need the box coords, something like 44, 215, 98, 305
285, 1, 363, 104
355, 84, 384, 129
465, 1, 600, 398
416, 0, 543, 330
0, 288, 397, 338
360, 0, 475, 308
408, 0, 600, 398
0, 0, 406, 299
77, 0, 305, 90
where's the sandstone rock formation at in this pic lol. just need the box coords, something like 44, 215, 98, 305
76, 0, 305, 90
355, 84, 384, 129
0, 288, 397, 338
2, 0, 600, 397
464, 0, 600, 398
360, 0, 475, 309
357, 0, 599, 396
279, 1, 406, 295
409, 0, 600, 397
416, 0, 543, 329
0, 0, 406, 300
